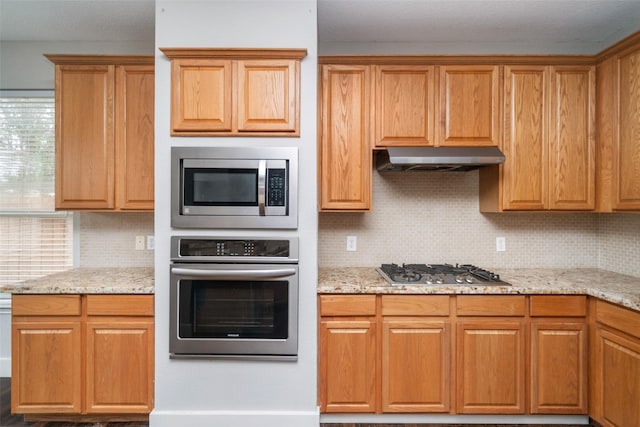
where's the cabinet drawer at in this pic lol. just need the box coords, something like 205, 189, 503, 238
381, 295, 449, 316
530, 295, 586, 317
12, 295, 81, 316
456, 295, 526, 316
87, 295, 154, 316
319, 295, 376, 316
596, 299, 640, 339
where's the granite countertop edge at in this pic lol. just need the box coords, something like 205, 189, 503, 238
318, 267, 640, 313
0, 267, 154, 295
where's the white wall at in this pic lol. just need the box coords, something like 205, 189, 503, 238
152, 2, 318, 426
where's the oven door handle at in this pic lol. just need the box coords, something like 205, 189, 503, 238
171, 267, 296, 280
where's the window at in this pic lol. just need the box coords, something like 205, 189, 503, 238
0, 92, 74, 285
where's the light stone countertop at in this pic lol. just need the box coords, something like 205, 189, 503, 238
318, 267, 640, 312
0, 267, 154, 294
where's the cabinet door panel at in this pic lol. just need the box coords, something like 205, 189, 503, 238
86, 321, 154, 413
548, 66, 595, 210
171, 58, 232, 133
503, 66, 548, 210
531, 320, 587, 414
439, 65, 500, 146
599, 329, 640, 426
116, 65, 154, 210
615, 47, 640, 209
55, 65, 115, 209
319, 319, 377, 412
237, 60, 298, 132
11, 321, 82, 413
375, 65, 435, 146
319, 65, 372, 211
382, 319, 450, 412
456, 319, 526, 414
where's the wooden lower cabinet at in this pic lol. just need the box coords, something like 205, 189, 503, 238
592, 300, 640, 426
11, 294, 154, 418
11, 320, 83, 413
319, 294, 592, 417
456, 318, 526, 414
319, 295, 377, 412
381, 295, 451, 413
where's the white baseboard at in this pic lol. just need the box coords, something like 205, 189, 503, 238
0, 356, 10, 377
149, 409, 319, 427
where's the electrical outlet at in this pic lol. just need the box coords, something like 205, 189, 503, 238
135, 235, 145, 251
496, 237, 506, 252
146, 235, 155, 250
346, 235, 357, 252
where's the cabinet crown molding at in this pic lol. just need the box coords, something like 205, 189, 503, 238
160, 47, 307, 60
44, 54, 154, 65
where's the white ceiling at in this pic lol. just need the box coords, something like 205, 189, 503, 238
1, 0, 640, 54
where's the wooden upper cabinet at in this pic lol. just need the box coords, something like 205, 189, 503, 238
439, 65, 500, 146
480, 64, 595, 212
54, 64, 115, 210
615, 47, 640, 209
170, 58, 232, 133
548, 66, 595, 210
501, 65, 548, 210
116, 65, 154, 210
319, 64, 372, 211
374, 65, 435, 146
597, 42, 640, 211
236, 59, 299, 132
161, 48, 306, 136
46, 55, 154, 211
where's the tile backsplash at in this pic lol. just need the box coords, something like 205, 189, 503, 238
319, 169, 638, 277
79, 212, 154, 267
76, 172, 638, 278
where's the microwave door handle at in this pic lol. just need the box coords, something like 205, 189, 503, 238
258, 160, 267, 216
171, 267, 296, 280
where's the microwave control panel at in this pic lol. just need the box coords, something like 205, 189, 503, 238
267, 169, 286, 207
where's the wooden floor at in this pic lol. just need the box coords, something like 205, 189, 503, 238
2, 378, 596, 427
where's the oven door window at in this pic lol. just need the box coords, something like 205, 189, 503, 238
178, 280, 288, 339
184, 168, 258, 206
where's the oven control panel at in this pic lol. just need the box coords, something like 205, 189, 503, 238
172, 237, 297, 261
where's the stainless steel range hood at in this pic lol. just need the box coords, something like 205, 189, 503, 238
376, 146, 505, 172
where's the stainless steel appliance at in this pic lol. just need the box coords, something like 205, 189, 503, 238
171, 146, 297, 229
170, 236, 299, 360
376, 146, 505, 171
377, 263, 509, 285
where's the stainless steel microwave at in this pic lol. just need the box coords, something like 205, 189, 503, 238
171, 147, 297, 229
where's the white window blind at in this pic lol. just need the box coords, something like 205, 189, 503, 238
0, 94, 74, 285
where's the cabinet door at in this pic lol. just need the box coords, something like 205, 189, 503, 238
374, 65, 435, 146
531, 320, 587, 414
55, 65, 115, 209
116, 65, 154, 210
11, 320, 82, 413
319, 65, 372, 211
382, 318, 450, 412
439, 65, 500, 146
319, 318, 377, 412
236, 59, 298, 133
548, 66, 595, 210
502, 66, 548, 210
170, 58, 232, 133
615, 46, 640, 210
85, 320, 154, 413
597, 328, 640, 427
456, 319, 526, 414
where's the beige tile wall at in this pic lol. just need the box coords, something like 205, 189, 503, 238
76, 172, 638, 277
79, 212, 154, 267
598, 213, 640, 277
319, 170, 602, 269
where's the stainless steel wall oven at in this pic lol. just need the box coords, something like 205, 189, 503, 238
170, 236, 298, 360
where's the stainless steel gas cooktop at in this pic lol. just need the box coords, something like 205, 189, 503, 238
377, 263, 510, 286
